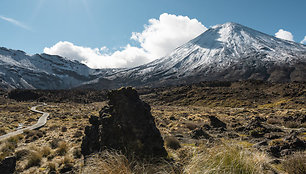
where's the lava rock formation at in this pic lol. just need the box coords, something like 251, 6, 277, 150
81, 87, 167, 159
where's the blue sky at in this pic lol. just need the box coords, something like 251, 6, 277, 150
0, 0, 305, 68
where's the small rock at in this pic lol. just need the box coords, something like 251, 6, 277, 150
208, 116, 227, 129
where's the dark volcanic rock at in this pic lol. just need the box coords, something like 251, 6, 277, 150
0, 156, 16, 174
267, 131, 306, 158
81, 87, 167, 159
208, 116, 227, 129
191, 128, 211, 139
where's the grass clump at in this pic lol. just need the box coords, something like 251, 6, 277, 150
82, 150, 178, 174
283, 121, 300, 128
165, 136, 181, 150
282, 152, 306, 174
40, 146, 51, 157
184, 143, 269, 174
49, 138, 62, 149
26, 151, 42, 168
56, 141, 68, 156
83, 151, 132, 174
15, 149, 30, 160
0, 135, 21, 160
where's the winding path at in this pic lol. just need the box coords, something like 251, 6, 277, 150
0, 103, 49, 141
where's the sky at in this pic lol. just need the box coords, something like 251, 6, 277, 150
0, 0, 305, 68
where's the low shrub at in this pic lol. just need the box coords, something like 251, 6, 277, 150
185, 122, 198, 130
165, 136, 181, 150
283, 121, 300, 128
15, 149, 30, 160
61, 126, 67, 132
49, 138, 62, 149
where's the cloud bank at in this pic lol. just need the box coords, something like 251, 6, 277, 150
0, 15, 30, 30
275, 29, 294, 41
44, 13, 207, 68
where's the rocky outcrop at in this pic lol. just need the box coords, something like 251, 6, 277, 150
0, 156, 16, 174
81, 87, 167, 159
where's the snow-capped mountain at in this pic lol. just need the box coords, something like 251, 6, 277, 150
0, 47, 114, 89
1, 22, 305, 90
93, 22, 305, 88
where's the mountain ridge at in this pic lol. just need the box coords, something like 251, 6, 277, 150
1, 22, 305, 90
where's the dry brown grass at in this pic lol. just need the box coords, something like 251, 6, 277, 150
184, 143, 270, 174
26, 151, 42, 168
282, 152, 306, 174
82, 150, 179, 174
56, 141, 68, 156
83, 151, 132, 174
40, 146, 51, 157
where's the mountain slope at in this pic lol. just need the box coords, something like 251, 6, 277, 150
0, 47, 112, 89
98, 22, 305, 88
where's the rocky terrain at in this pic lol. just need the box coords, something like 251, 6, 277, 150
0, 81, 305, 173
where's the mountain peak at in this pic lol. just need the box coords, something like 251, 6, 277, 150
213, 22, 243, 29
107, 22, 306, 87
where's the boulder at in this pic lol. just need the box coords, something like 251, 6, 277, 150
208, 116, 226, 129
191, 128, 211, 139
81, 87, 167, 159
0, 156, 16, 174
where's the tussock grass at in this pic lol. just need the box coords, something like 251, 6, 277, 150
184, 143, 269, 174
0, 135, 22, 160
15, 149, 30, 160
49, 138, 62, 149
83, 151, 132, 174
40, 146, 51, 157
82, 150, 179, 174
56, 141, 68, 156
26, 151, 42, 168
282, 152, 306, 174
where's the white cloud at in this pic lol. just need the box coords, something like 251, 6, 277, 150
44, 13, 207, 68
0, 15, 30, 30
131, 13, 207, 59
301, 36, 306, 44
44, 41, 150, 68
275, 29, 294, 41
